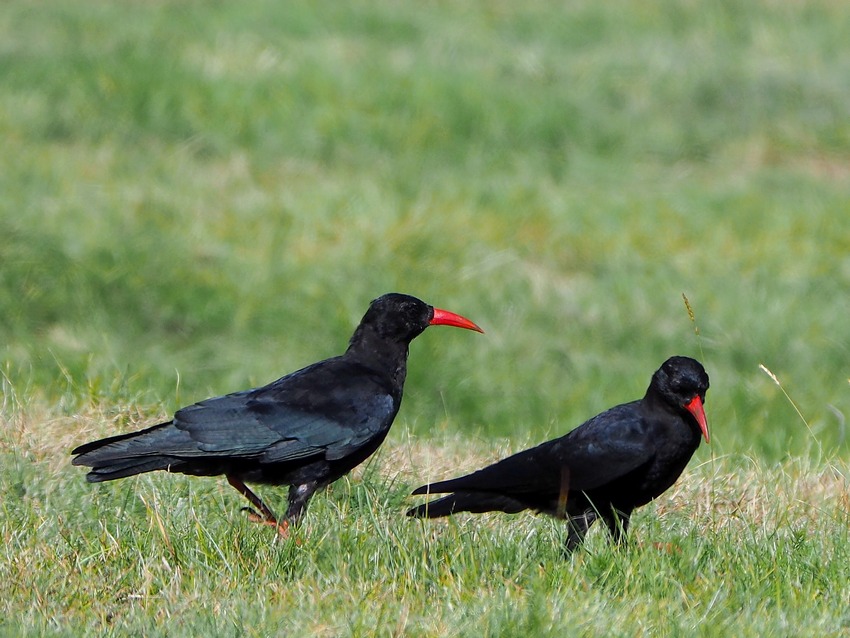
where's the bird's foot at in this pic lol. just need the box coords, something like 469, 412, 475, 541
637, 540, 682, 554
651, 541, 682, 554
240, 507, 291, 538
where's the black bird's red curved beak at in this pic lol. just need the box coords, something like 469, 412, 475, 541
430, 308, 484, 333
685, 395, 709, 444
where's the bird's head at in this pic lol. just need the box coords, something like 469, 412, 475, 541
359, 293, 483, 344
652, 356, 710, 443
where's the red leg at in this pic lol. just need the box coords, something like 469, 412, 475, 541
226, 475, 289, 537
556, 466, 570, 519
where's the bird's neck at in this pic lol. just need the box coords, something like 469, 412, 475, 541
642, 389, 701, 443
641, 388, 669, 412
345, 328, 410, 390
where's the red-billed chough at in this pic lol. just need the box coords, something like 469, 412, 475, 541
407, 356, 709, 551
72, 293, 483, 535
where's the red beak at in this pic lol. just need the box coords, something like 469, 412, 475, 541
685, 395, 710, 444
430, 308, 484, 333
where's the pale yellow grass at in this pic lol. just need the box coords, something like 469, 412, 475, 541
4, 403, 848, 538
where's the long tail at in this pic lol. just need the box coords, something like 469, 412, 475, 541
406, 491, 527, 518
71, 422, 188, 482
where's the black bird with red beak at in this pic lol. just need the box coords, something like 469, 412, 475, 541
408, 356, 709, 552
73, 293, 483, 535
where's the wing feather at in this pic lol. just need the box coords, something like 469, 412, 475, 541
169, 360, 397, 464
415, 403, 655, 496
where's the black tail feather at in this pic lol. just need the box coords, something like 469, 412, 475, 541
406, 494, 460, 518
72, 421, 186, 481
407, 491, 528, 518
71, 422, 171, 457
84, 457, 181, 482
411, 479, 466, 496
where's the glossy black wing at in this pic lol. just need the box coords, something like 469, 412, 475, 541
414, 402, 655, 496
173, 357, 398, 463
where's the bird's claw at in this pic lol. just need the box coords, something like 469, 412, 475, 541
651, 541, 682, 554
239, 507, 291, 538
636, 540, 682, 554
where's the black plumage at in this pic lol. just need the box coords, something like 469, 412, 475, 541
407, 356, 709, 551
73, 293, 482, 535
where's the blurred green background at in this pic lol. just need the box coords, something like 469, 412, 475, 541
2, 0, 848, 459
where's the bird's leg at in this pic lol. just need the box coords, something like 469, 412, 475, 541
564, 510, 597, 553
226, 475, 289, 537
555, 466, 570, 519
285, 481, 320, 526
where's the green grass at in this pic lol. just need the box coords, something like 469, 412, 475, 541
2, 412, 850, 636
2, 0, 849, 634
